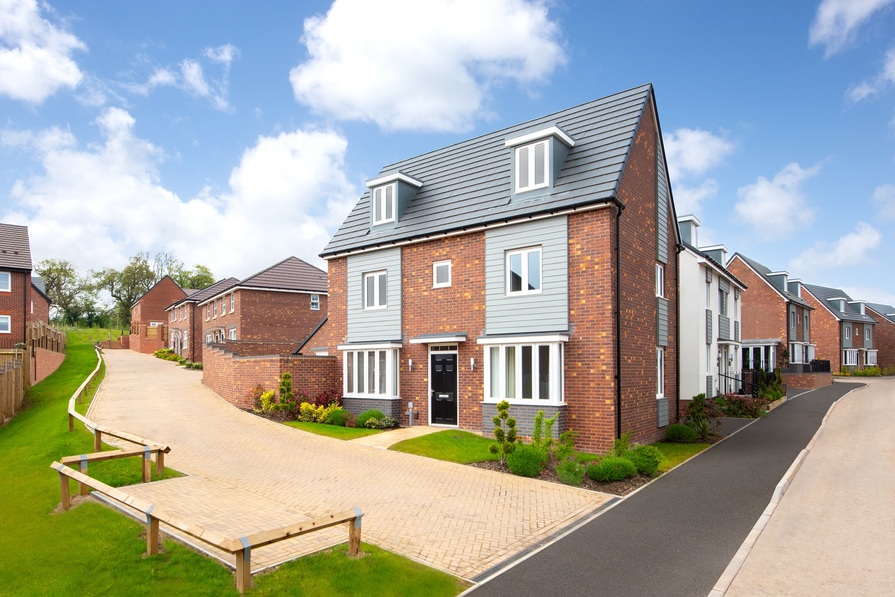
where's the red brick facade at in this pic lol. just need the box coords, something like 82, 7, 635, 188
800, 290, 844, 371
129, 276, 186, 354
726, 257, 788, 360
0, 270, 29, 349
866, 306, 895, 369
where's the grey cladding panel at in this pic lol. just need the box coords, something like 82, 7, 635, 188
705, 375, 713, 398
656, 397, 669, 427
706, 309, 713, 343
485, 217, 568, 335
656, 139, 669, 264
719, 315, 731, 341
842, 324, 852, 348
346, 248, 401, 342
657, 298, 669, 346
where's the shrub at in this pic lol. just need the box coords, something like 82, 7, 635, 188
251, 385, 267, 411
298, 402, 318, 422
489, 400, 517, 465
851, 366, 881, 377
554, 430, 578, 463
153, 348, 180, 361
324, 407, 347, 426
531, 410, 559, 454
612, 431, 631, 457
364, 417, 398, 430
587, 457, 637, 482
555, 459, 585, 486
358, 409, 386, 428
684, 393, 721, 441
506, 443, 545, 477
664, 424, 697, 443
344, 412, 358, 428
256, 390, 277, 413
624, 445, 663, 477
716, 394, 768, 418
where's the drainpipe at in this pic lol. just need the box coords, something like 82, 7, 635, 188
612, 200, 625, 439
675, 242, 683, 422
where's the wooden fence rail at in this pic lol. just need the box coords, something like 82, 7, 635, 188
0, 351, 25, 424
51, 461, 362, 594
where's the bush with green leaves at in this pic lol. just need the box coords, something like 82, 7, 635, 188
506, 443, 545, 477
556, 459, 585, 485
364, 416, 398, 429
664, 423, 697, 443
298, 402, 318, 422
684, 393, 721, 441
489, 400, 517, 464
324, 407, 347, 426
612, 431, 631, 457
715, 394, 768, 418
531, 410, 559, 454
587, 457, 638, 482
358, 409, 386, 428
343, 412, 359, 428
623, 444, 663, 477
554, 430, 578, 463
254, 390, 277, 413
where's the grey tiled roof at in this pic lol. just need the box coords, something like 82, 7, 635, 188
866, 302, 895, 325
681, 241, 746, 289
168, 277, 239, 309
729, 253, 812, 309
0, 223, 32, 271
322, 84, 654, 256
801, 283, 876, 324
240, 256, 327, 293
31, 276, 50, 301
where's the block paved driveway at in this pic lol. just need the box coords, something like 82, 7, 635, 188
87, 349, 612, 579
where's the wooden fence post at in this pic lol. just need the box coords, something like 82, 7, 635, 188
145, 506, 159, 555
236, 537, 252, 593
94, 430, 102, 452
57, 468, 70, 511
142, 447, 151, 483
156, 451, 165, 476
78, 456, 89, 496
348, 507, 362, 556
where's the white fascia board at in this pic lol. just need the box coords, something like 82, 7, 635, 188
366, 172, 423, 189
505, 126, 575, 148
337, 342, 403, 351
409, 335, 468, 344
477, 334, 569, 345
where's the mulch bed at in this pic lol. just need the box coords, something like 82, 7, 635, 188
467, 460, 654, 496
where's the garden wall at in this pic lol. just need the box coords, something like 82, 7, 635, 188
30, 346, 65, 385
781, 371, 832, 389
203, 344, 339, 410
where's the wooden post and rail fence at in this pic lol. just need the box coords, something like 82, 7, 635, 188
1, 322, 65, 425
59, 345, 363, 593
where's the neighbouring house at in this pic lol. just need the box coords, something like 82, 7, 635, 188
678, 216, 746, 400
320, 84, 680, 453
801, 283, 877, 372
726, 254, 816, 374
129, 276, 187, 354
865, 302, 895, 370
31, 277, 51, 324
166, 277, 239, 363
0, 223, 36, 349
198, 256, 327, 354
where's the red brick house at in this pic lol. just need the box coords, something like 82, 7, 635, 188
129, 275, 187, 354
866, 303, 895, 370
30, 277, 51, 324
198, 256, 327, 353
0, 223, 36, 349
166, 277, 239, 363
726, 254, 816, 373
321, 84, 680, 452
801, 283, 877, 372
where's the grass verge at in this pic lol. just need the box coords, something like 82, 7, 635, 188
390, 430, 498, 464
654, 442, 710, 473
286, 421, 383, 440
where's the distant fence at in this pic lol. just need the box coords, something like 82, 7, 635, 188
0, 349, 25, 424
1, 322, 65, 424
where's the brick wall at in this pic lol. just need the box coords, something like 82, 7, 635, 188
0, 270, 29, 349
781, 371, 832, 389
326, 258, 348, 381
240, 290, 327, 342
130, 277, 186, 336
203, 344, 339, 410
800, 290, 842, 371
31, 346, 65, 384
726, 257, 788, 358
129, 331, 165, 355
867, 307, 895, 369
30, 291, 50, 325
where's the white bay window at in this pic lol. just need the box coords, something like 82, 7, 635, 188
482, 338, 564, 404
341, 346, 399, 398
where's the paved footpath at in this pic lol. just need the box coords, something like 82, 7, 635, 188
88, 349, 612, 579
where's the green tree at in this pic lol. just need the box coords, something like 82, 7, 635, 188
171, 264, 215, 290
34, 258, 96, 324
92, 253, 156, 327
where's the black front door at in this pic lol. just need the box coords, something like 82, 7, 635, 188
431, 353, 458, 425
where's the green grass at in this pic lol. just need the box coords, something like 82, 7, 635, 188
286, 421, 383, 440
0, 330, 466, 596
653, 442, 710, 473
389, 430, 498, 464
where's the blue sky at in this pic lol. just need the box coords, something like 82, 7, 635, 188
2, 0, 894, 303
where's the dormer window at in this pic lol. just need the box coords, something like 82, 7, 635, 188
372, 183, 396, 225
516, 141, 548, 193
505, 126, 574, 196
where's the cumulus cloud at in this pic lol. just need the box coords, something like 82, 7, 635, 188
0, 0, 86, 103
789, 222, 882, 275
809, 0, 895, 57
289, 0, 566, 132
734, 163, 820, 237
1, 109, 358, 276
663, 128, 735, 215
873, 183, 895, 218
124, 44, 239, 111
672, 180, 719, 216
847, 46, 895, 102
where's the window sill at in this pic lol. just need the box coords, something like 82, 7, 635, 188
344, 394, 399, 401
482, 398, 564, 407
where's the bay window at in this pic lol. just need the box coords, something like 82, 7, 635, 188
483, 340, 563, 404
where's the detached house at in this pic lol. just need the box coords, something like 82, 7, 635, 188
865, 303, 895, 370
129, 275, 188, 354
166, 277, 239, 362
678, 216, 746, 400
0, 223, 35, 349
198, 256, 327, 353
726, 254, 815, 372
801, 283, 877, 372
321, 84, 680, 452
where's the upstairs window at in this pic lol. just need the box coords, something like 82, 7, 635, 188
372, 183, 396, 225
230, 294, 235, 313
364, 271, 388, 309
506, 247, 541, 295
515, 141, 548, 193
656, 264, 665, 298
0, 315, 10, 333
844, 325, 851, 340
433, 261, 451, 288
719, 288, 729, 316
311, 294, 320, 310
866, 328, 871, 341
205, 305, 210, 320
213, 301, 218, 318
0, 271, 9, 292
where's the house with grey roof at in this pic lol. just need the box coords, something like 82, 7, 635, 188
166, 277, 239, 362
197, 256, 327, 351
678, 216, 747, 399
865, 302, 895, 370
727, 253, 816, 374
0, 223, 36, 349
801, 283, 877, 372
321, 84, 680, 453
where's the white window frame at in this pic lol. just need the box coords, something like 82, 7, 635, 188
342, 348, 399, 398
0, 271, 9, 292
866, 350, 878, 366
506, 247, 542, 296
843, 349, 858, 367
433, 260, 451, 288
483, 342, 564, 405
363, 271, 388, 310
656, 264, 664, 298
515, 140, 549, 193
865, 328, 871, 342
310, 294, 320, 311
230, 293, 235, 313
372, 183, 396, 225
228, 328, 237, 340
844, 325, 851, 340
0, 315, 10, 334
656, 348, 665, 399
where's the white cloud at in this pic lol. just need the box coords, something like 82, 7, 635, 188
1, 109, 359, 277
809, 0, 895, 57
123, 44, 238, 111
289, 0, 566, 132
0, 0, 86, 103
789, 222, 882, 275
873, 183, 895, 218
672, 180, 719, 215
734, 163, 820, 237
663, 128, 735, 181
847, 46, 895, 102
842, 286, 895, 306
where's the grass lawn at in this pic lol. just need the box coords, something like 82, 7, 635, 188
390, 430, 498, 464
286, 421, 383, 440
653, 442, 711, 472
0, 329, 465, 596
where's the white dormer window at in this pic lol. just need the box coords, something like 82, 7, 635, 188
372, 183, 396, 225
515, 141, 548, 193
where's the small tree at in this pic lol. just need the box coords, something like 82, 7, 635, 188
489, 400, 517, 465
